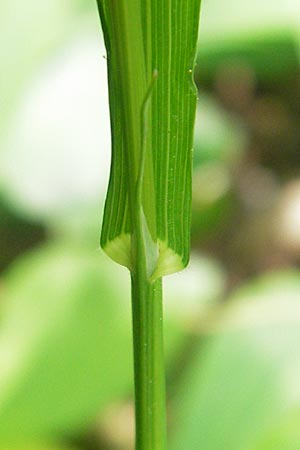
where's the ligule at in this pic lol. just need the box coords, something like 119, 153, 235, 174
98, 0, 201, 280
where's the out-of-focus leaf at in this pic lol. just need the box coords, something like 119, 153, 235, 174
0, 243, 132, 440
162, 254, 226, 369
1, 33, 110, 225
1, 443, 79, 450
197, 0, 300, 80
254, 409, 300, 450
171, 270, 300, 450
164, 254, 226, 328
0, 240, 195, 441
0, 0, 93, 138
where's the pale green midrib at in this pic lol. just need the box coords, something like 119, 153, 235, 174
109, 2, 145, 182
102, 1, 159, 277
100, 0, 201, 279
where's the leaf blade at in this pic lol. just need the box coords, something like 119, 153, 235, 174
98, 0, 201, 278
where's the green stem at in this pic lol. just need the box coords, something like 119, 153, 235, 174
131, 275, 167, 450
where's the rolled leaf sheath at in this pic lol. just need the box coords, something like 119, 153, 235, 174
98, 1, 201, 279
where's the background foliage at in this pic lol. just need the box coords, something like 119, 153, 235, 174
1, 0, 300, 448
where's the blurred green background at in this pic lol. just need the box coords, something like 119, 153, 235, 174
1, 0, 300, 449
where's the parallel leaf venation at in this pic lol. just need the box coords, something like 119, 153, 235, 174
98, 0, 201, 279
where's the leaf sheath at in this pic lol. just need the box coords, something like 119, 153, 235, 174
98, 0, 201, 279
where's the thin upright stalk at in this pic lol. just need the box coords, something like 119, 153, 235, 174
131, 275, 167, 450
131, 137, 167, 449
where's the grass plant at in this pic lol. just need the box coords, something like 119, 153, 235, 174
97, 2, 201, 449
